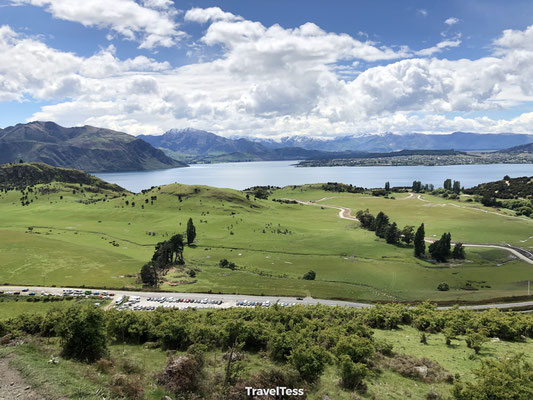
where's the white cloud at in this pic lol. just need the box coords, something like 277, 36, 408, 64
416, 39, 462, 56
494, 24, 533, 51
10, 0, 184, 49
417, 9, 428, 17
3, 12, 533, 138
185, 7, 243, 23
444, 17, 460, 26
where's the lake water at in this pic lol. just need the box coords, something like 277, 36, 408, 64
95, 161, 533, 192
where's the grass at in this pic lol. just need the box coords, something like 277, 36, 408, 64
2, 323, 532, 400
0, 296, 108, 320
0, 181, 532, 302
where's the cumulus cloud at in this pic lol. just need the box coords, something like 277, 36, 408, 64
185, 7, 243, 23
3, 10, 533, 137
10, 0, 184, 49
444, 17, 460, 25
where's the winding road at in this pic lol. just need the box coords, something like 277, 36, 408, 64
287, 197, 533, 265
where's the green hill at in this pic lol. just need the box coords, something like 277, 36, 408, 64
0, 121, 188, 172
464, 176, 533, 199
0, 162, 128, 193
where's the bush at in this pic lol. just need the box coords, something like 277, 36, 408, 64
452, 354, 533, 399
335, 335, 374, 364
339, 355, 368, 390
57, 305, 108, 363
437, 283, 450, 291
289, 344, 329, 383
302, 270, 316, 280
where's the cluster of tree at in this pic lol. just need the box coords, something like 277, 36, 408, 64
322, 182, 365, 193
476, 195, 533, 217
428, 233, 465, 263
140, 219, 197, 286
140, 233, 185, 286
356, 209, 417, 246
464, 175, 533, 199
3, 303, 533, 399
443, 179, 462, 194
356, 213, 464, 263
244, 186, 279, 200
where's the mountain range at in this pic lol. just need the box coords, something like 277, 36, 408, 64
139, 129, 533, 163
0, 121, 187, 172
249, 132, 533, 152
138, 128, 325, 163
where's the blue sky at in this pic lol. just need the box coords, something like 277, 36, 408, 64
1, 0, 533, 137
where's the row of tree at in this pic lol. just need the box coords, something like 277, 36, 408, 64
356, 210, 465, 262
356, 209, 418, 246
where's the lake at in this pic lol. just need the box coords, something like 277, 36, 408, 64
95, 161, 533, 192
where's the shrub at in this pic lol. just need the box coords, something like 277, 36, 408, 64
452, 354, 533, 399
339, 355, 368, 390
437, 283, 450, 291
334, 335, 375, 364
302, 270, 316, 280
57, 305, 108, 363
289, 344, 329, 383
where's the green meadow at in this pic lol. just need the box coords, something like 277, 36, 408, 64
0, 181, 532, 302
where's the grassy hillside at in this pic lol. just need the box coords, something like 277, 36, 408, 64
0, 121, 187, 172
0, 177, 532, 302
0, 162, 128, 192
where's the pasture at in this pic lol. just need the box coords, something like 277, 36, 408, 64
0, 181, 531, 302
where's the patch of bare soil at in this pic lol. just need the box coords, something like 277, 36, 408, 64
0, 355, 46, 400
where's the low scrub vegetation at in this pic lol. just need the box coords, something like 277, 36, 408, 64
2, 303, 533, 399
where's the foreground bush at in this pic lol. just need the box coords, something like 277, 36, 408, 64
56, 304, 108, 363
452, 354, 533, 399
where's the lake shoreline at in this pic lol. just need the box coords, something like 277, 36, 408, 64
95, 160, 533, 193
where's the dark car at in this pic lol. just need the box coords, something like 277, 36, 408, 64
296, 297, 303, 300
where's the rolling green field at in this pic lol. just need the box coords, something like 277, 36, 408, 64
0, 181, 532, 302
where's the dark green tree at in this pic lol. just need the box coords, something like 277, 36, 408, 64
412, 181, 422, 193
444, 179, 452, 191
385, 181, 390, 192
356, 209, 375, 230
385, 222, 400, 244
187, 218, 196, 245
453, 180, 461, 194
140, 263, 158, 286
452, 243, 466, 259
429, 232, 452, 262
401, 225, 415, 245
414, 223, 426, 257
303, 270, 316, 280
169, 234, 185, 265
374, 211, 390, 238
